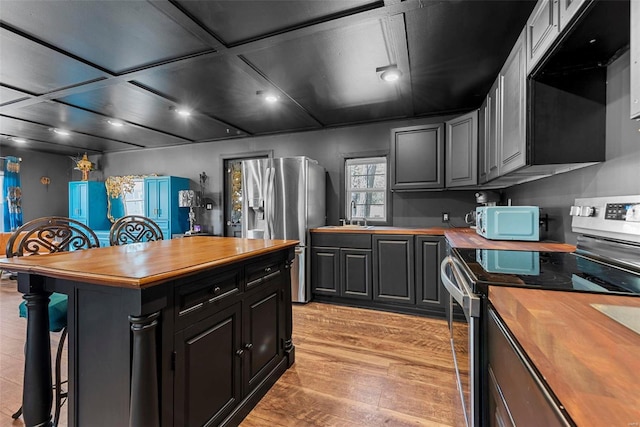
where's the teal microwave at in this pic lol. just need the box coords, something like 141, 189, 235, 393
476, 206, 540, 241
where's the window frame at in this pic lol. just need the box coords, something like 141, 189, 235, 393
341, 151, 391, 225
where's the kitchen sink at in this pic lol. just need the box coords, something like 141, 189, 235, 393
322, 225, 374, 229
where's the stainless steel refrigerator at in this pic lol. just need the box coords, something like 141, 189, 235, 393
241, 157, 326, 302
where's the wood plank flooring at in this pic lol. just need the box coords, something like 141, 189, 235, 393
0, 275, 463, 427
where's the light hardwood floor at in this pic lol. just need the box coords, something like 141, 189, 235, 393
0, 276, 463, 427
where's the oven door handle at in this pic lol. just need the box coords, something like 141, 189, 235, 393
440, 256, 480, 318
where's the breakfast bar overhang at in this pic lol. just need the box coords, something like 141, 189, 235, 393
0, 237, 298, 427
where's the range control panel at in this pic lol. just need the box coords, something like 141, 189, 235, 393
572, 195, 640, 244
605, 203, 640, 221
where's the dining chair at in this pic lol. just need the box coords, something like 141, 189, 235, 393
6, 216, 100, 426
109, 215, 164, 246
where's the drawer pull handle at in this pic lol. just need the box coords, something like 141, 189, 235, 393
235, 349, 244, 357
178, 302, 204, 317
211, 286, 221, 295
265, 267, 272, 273
244, 343, 253, 350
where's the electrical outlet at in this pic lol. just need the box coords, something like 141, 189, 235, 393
442, 212, 450, 222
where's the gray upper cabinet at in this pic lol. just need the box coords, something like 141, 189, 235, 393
390, 123, 444, 190
558, 0, 587, 30
499, 28, 527, 176
526, 0, 560, 75
445, 110, 478, 188
479, 78, 501, 185
632, 0, 640, 120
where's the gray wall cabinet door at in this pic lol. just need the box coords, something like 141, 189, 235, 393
446, 110, 478, 188
558, 0, 587, 30
311, 247, 340, 295
526, 0, 559, 75
487, 78, 501, 182
390, 123, 444, 190
415, 236, 445, 314
631, 0, 640, 120
373, 235, 415, 304
341, 249, 372, 300
499, 28, 528, 176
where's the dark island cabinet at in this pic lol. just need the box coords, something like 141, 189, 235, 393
174, 303, 242, 427
415, 236, 446, 316
390, 123, 444, 190
372, 235, 415, 305
172, 251, 291, 427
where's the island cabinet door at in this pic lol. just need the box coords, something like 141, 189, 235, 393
174, 303, 242, 427
242, 282, 283, 393
373, 235, 415, 304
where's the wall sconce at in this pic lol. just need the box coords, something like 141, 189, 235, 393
40, 176, 51, 185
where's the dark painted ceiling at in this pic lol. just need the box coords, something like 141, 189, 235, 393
0, 0, 535, 156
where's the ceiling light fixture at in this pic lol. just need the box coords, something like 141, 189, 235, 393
175, 107, 192, 117
12, 137, 27, 143
376, 65, 402, 83
257, 90, 280, 104
107, 119, 124, 127
53, 128, 70, 136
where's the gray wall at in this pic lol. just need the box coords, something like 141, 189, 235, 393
505, 52, 640, 244
0, 146, 72, 224
98, 114, 479, 235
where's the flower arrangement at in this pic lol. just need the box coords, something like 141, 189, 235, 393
70, 153, 95, 181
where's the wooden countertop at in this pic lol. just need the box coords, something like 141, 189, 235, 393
311, 226, 575, 252
0, 236, 298, 289
310, 226, 447, 235
445, 227, 575, 252
489, 287, 640, 426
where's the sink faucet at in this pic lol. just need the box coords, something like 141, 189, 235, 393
350, 200, 356, 225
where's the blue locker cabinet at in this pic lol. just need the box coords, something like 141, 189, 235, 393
68, 181, 111, 231
144, 176, 190, 239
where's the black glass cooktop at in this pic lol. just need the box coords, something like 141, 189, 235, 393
454, 248, 640, 295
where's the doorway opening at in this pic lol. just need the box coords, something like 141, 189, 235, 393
222, 152, 271, 237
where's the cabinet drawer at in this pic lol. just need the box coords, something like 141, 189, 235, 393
488, 308, 569, 426
246, 259, 284, 290
176, 269, 242, 325
312, 233, 371, 249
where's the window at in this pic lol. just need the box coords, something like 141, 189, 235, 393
123, 179, 145, 216
345, 156, 387, 222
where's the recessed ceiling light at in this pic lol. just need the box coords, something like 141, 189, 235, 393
53, 128, 70, 136
376, 65, 402, 83
175, 107, 192, 117
107, 119, 124, 127
12, 137, 27, 143
257, 90, 280, 104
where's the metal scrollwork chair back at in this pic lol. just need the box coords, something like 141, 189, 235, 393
109, 215, 163, 246
6, 216, 100, 257
7, 216, 99, 426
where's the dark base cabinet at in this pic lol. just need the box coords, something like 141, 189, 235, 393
487, 307, 570, 426
311, 233, 445, 318
373, 235, 415, 305
172, 253, 292, 427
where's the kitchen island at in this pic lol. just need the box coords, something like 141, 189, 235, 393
0, 236, 298, 427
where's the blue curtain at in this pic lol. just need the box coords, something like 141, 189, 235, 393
3, 156, 23, 232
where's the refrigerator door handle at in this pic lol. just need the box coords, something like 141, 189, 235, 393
267, 166, 276, 239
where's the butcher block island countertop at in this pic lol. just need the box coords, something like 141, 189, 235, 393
0, 236, 299, 288
2, 236, 299, 427
311, 226, 576, 252
490, 287, 640, 426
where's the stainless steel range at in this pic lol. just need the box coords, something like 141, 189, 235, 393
440, 195, 640, 427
